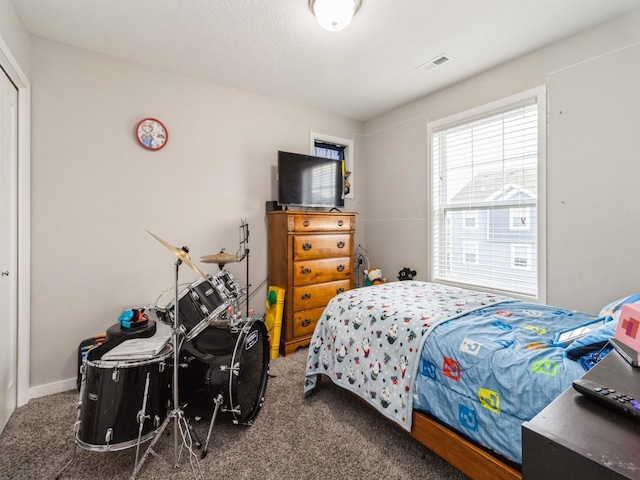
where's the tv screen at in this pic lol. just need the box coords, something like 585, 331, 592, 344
277, 151, 344, 208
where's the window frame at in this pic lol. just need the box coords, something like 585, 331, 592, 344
310, 132, 354, 199
426, 86, 547, 302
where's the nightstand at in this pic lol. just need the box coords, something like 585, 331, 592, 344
522, 348, 640, 479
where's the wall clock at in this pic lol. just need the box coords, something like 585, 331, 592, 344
136, 118, 168, 150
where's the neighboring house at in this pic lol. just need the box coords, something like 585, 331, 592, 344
446, 168, 537, 295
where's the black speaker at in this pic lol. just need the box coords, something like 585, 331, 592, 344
265, 200, 282, 213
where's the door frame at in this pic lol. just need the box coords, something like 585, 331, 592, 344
0, 35, 30, 408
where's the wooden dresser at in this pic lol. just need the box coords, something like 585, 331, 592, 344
267, 211, 356, 356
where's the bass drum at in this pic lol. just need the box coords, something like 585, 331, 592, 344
179, 318, 269, 425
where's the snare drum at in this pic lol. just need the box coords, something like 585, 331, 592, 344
76, 343, 172, 451
215, 270, 242, 299
162, 275, 230, 340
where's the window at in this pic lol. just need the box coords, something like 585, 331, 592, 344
462, 211, 478, 229
463, 242, 479, 265
429, 87, 545, 297
310, 132, 354, 199
511, 244, 532, 270
509, 207, 531, 231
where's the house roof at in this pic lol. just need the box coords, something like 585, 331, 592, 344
449, 168, 537, 205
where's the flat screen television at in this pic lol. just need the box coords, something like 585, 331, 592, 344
277, 151, 344, 208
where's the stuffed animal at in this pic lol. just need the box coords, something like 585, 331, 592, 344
365, 267, 385, 286
397, 267, 416, 281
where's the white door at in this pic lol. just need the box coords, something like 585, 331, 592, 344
0, 67, 18, 433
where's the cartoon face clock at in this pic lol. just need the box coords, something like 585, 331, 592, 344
136, 118, 168, 150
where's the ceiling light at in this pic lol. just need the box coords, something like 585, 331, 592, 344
310, 0, 361, 32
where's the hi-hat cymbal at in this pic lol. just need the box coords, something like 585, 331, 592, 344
200, 251, 238, 264
146, 230, 208, 279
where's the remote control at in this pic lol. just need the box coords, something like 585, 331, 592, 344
573, 378, 640, 419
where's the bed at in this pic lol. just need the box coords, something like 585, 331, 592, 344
304, 281, 627, 479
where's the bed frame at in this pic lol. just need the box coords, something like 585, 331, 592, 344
410, 410, 521, 480
312, 376, 521, 480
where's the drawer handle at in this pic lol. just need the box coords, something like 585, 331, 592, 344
338, 220, 344, 227
336, 264, 345, 272
336, 288, 345, 294
301, 293, 312, 300
303, 219, 310, 227
301, 267, 312, 275
337, 241, 345, 249
302, 319, 311, 328
302, 242, 312, 251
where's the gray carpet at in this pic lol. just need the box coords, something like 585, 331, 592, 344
0, 348, 468, 479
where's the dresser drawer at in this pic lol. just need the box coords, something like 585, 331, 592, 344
292, 307, 325, 338
292, 280, 350, 311
293, 257, 351, 286
291, 214, 354, 232
293, 233, 351, 261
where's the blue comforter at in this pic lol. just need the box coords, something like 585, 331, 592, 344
305, 281, 599, 464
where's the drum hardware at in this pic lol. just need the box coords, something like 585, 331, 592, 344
201, 219, 251, 317
201, 393, 223, 459
134, 372, 152, 469
130, 232, 205, 480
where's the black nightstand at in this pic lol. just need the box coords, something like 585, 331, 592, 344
522, 348, 640, 479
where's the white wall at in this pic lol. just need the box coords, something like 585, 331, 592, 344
546, 43, 640, 311
29, 37, 363, 391
0, 0, 29, 76
362, 9, 640, 313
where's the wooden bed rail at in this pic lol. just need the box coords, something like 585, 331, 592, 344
411, 410, 521, 480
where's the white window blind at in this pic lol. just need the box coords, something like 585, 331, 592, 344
431, 97, 539, 296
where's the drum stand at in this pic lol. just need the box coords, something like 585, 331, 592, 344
131, 244, 205, 480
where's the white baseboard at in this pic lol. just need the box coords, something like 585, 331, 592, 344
28, 377, 77, 401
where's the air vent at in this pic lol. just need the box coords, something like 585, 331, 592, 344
416, 53, 453, 73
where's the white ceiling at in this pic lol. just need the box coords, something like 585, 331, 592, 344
10, 0, 640, 121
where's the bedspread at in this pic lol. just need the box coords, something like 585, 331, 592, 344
304, 281, 599, 465
413, 300, 594, 463
304, 281, 513, 431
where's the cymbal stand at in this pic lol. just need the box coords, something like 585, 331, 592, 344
236, 220, 250, 317
130, 254, 203, 480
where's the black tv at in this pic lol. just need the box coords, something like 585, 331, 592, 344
277, 151, 344, 208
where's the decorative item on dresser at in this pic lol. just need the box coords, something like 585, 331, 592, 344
267, 211, 356, 356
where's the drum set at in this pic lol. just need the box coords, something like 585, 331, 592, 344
57, 229, 269, 480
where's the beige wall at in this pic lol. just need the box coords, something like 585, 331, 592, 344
29, 37, 363, 391
362, 10, 640, 312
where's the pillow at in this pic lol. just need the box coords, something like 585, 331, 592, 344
599, 293, 640, 322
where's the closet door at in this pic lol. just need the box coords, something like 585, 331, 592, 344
0, 66, 18, 433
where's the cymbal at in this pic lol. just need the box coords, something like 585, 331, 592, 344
146, 230, 208, 280
200, 251, 238, 265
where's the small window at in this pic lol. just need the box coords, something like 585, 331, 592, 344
510, 207, 530, 231
462, 211, 477, 229
311, 132, 354, 199
511, 244, 532, 270
463, 242, 479, 265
